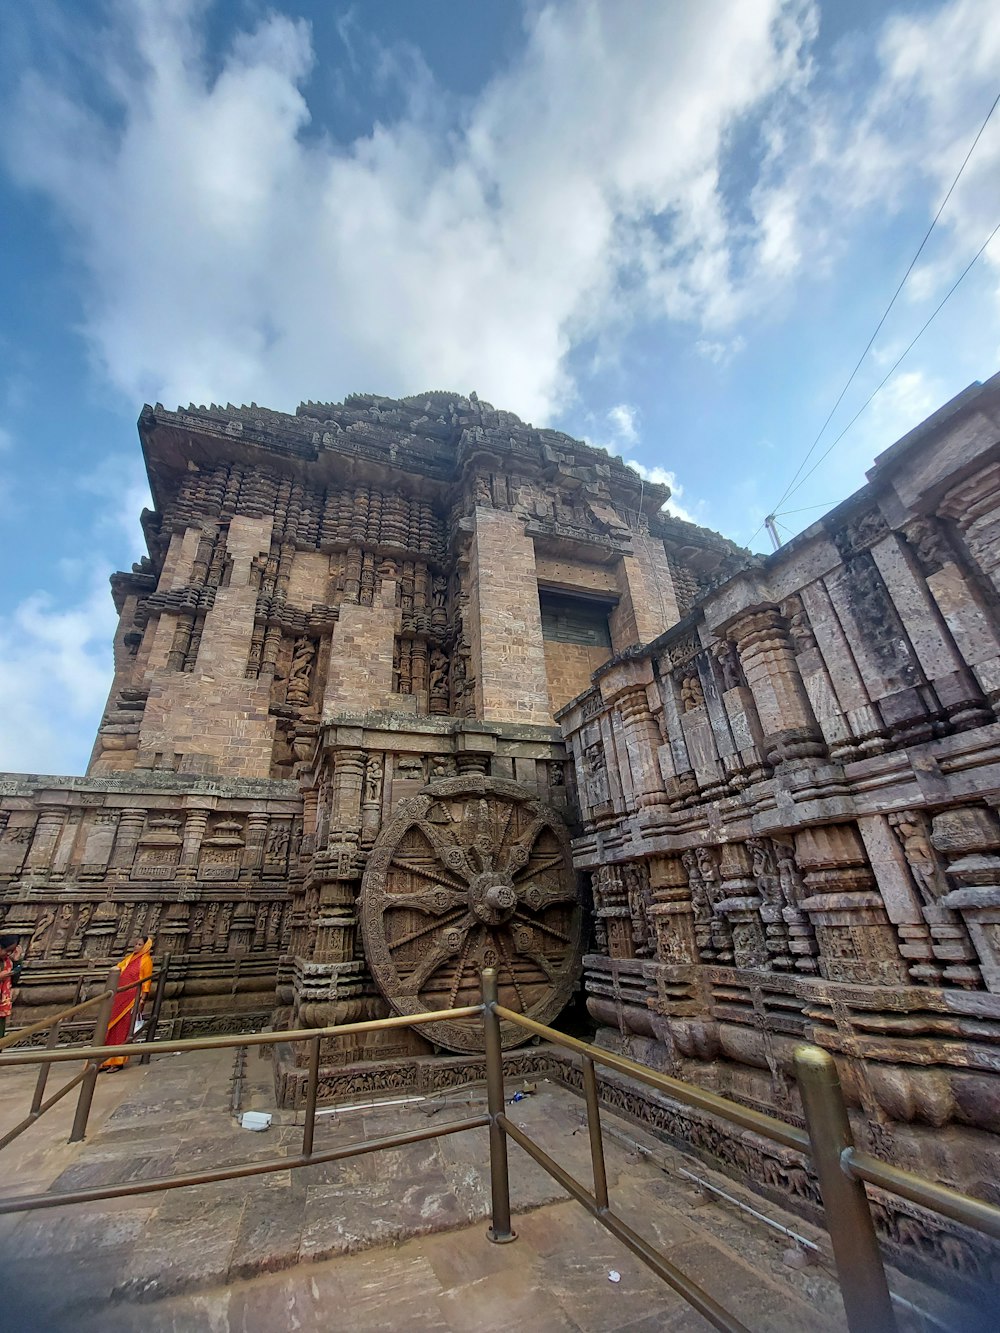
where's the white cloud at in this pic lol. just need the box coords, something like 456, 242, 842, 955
606, 403, 639, 445
626, 459, 700, 525
695, 336, 746, 366
0, 450, 146, 775
748, 0, 1000, 310
0, 575, 118, 774
1, 0, 820, 424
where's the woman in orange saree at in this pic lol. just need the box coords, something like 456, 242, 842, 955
101, 937, 153, 1071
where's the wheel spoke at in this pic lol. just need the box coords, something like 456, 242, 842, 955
388, 858, 469, 893
383, 885, 467, 914
402, 920, 473, 995
495, 929, 527, 1011
391, 908, 468, 949
446, 924, 478, 1008
513, 909, 570, 943
511, 852, 564, 880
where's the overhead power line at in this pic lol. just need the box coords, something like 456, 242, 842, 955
778, 217, 1000, 506
769, 86, 1000, 519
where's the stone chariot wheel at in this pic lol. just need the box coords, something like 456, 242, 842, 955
360, 775, 583, 1052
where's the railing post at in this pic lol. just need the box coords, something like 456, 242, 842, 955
30, 1018, 62, 1117
794, 1045, 897, 1333
69, 969, 117, 1144
302, 1035, 320, 1157
582, 1056, 609, 1211
138, 953, 171, 1066
482, 967, 515, 1243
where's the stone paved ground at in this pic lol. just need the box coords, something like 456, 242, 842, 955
0, 1047, 985, 1331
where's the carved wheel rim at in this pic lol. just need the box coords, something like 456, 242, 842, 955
360, 775, 582, 1052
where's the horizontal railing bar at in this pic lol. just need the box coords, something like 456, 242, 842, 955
498, 1113, 750, 1333
0, 993, 113, 1051
0, 1004, 485, 1068
493, 1005, 809, 1153
845, 1149, 1000, 1241
0, 1113, 490, 1215
0, 1069, 90, 1152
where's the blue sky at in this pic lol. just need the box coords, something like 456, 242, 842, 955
1, 0, 998, 775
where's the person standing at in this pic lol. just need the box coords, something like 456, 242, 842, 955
101, 937, 154, 1071
0, 936, 24, 1038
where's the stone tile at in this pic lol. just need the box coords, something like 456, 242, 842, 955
228, 1187, 304, 1280
437, 1268, 578, 1332
2, 1204, 154, 1259
114, 1199, 246, 1300
662, 1237, 837, 1333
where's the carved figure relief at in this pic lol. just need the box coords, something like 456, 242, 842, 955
714, 641, 743, 692
285, 636, 315, 706
889, 810, 948, 907
679, 672, 704, 711
782, 595, 816, 654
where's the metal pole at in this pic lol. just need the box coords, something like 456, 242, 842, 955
582, 1056, 609, 1211
764, 515, 782, 551
69, 969, 117, 1144
302, 1035, 320, 1157
482, 968, 515, 1243
30, 1018, 62, 1116
794, 1045, 897, 1333
138, 953, 171, 1066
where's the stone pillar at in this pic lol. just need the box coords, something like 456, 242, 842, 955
80, 810, 119, 878
932, 806, 1000, 992
938, 461, 1000, 599
871, 530, 990, 731
107, 807, 146, 882
229, 902, 256, 954
904, 516, 1000, 714
716, 842, 768, 970
360, 754, 383, 849
798, 580, 889, 755
610, 539, 679, 650
299, 786, 319, 859
23, 806, 67, 881
648, 854, 698, 965
728, 607, 824, 766
241, 811, 269, 878
468, 507, 551, 723
329, 748, 365, 862
178, 806, 210, 880
157, 902, 191, 960
795, 823, 909, 986
772, 836, 819, 974
600, 660, 665, 809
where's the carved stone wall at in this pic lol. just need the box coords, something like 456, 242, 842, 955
7, 376, 1000, 1288
0, 773, 299, 1036
559, 372, 1000, 1285
3, 390, 711, 1049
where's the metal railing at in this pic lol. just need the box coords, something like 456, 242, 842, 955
0, 961, 169, 1147
0, 967, 997, 1333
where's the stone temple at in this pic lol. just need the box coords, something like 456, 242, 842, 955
3, 377, 1000, 1286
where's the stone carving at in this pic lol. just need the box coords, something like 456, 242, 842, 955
285, 636, 315, 706
782, 595, 816, 654
359, 776, 582, 1053
5, 375, 1000, 1294
905, 517, 955, 576
888, 810, 948, 907
679, 671, 704, 711
713, 640, 743, 691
